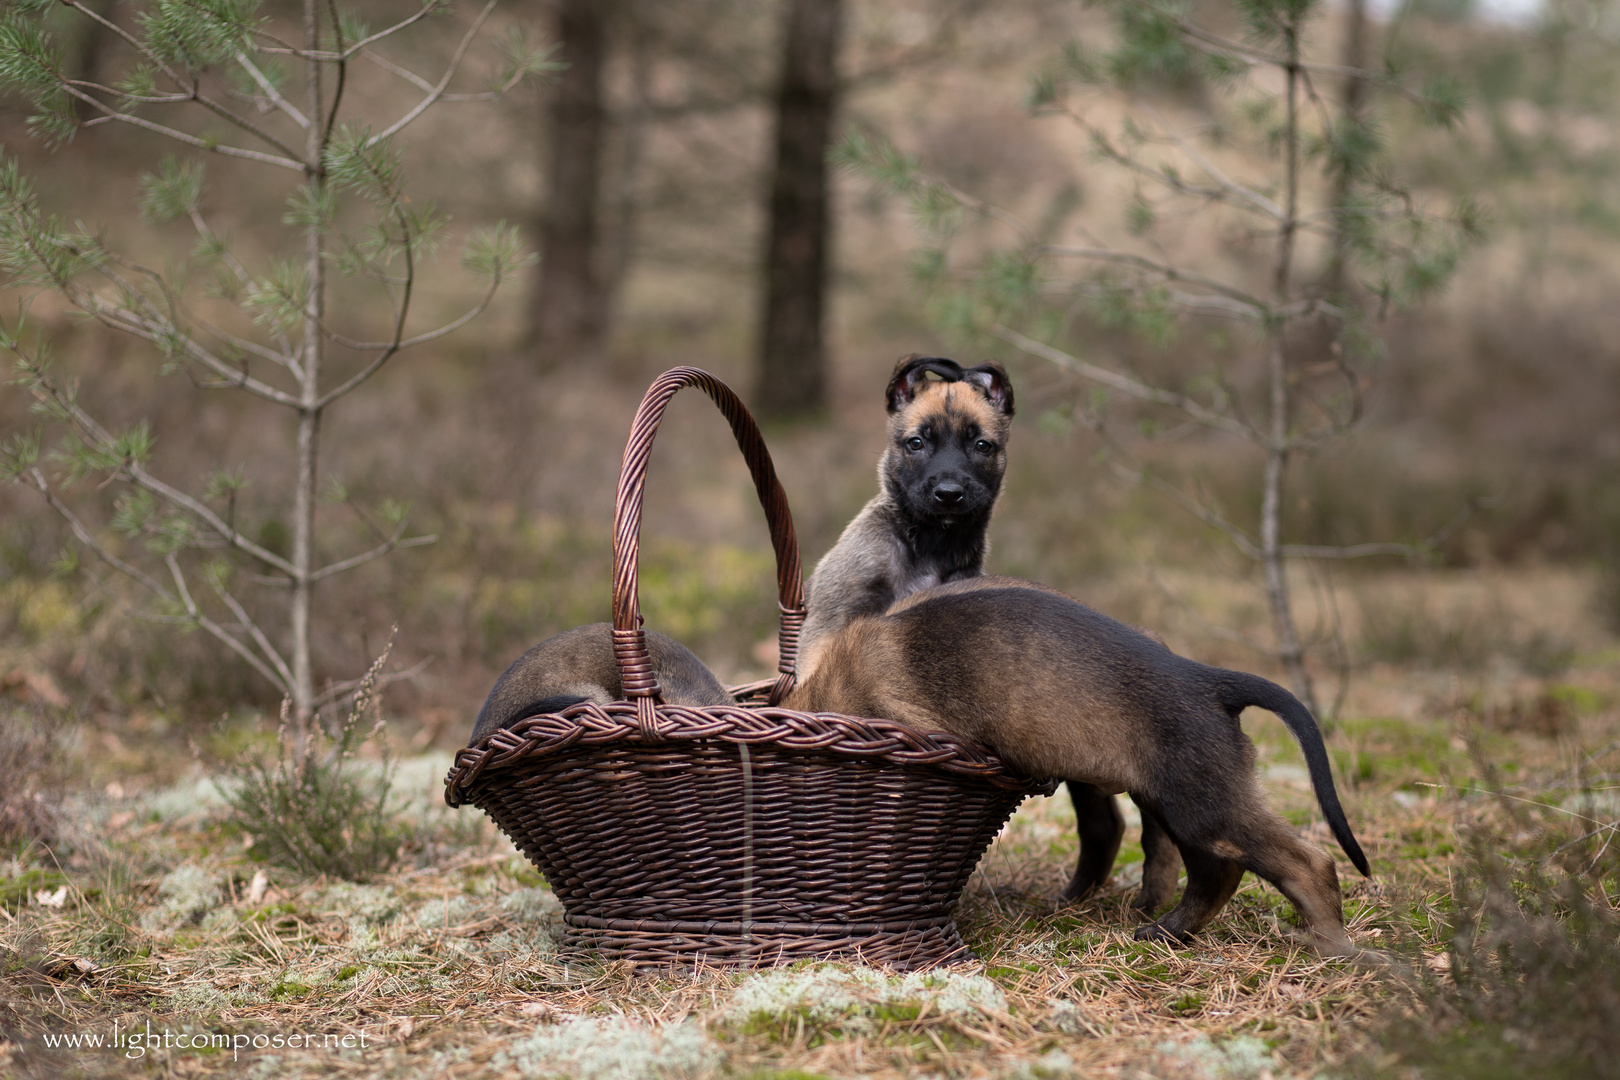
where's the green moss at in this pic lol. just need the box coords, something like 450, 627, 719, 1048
0, 867, 67, 910
268, 978, 314, 1001
1167, 992, 1205, 1015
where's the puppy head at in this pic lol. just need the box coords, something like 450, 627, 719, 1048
885, 355, 1015, 416
881, 355, 1015, 527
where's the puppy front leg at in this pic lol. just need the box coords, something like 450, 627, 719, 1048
1057, 781, 1124, 903
1130, 796, 1184, 917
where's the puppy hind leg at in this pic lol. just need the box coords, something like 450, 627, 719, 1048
1129, 796, 1184, 917
1057, 781, 1124, 904
1237, 814, 1352, 954
1135, 845, 1244, 945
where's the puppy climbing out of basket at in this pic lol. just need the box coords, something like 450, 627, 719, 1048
784, 576, 1373, 955
468, 624, 732, 745
797, 353, 1181, 915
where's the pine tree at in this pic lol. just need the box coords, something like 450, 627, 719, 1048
839, 0, 1482, 716
0, 0, 552, 732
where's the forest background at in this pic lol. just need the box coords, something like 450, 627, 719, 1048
0, 0, 1617, 1077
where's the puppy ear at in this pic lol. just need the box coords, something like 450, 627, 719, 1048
964, 362, 1015, 416
885, 354, 965, 413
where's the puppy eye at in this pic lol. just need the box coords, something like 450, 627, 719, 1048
974, 439, 994, 454
905, 436, 925, 452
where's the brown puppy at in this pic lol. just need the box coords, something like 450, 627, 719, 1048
784, 577, 1371, 953
798, 354, 1180, 912
799, 355, 1014, 678
468, 624, 732, 746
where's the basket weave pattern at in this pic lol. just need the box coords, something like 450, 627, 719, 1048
445, 368, 1052, 968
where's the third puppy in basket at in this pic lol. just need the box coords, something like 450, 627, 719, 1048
785, 576, 1372, 954
469, 624, 732, 746
799, 353, 1180, 913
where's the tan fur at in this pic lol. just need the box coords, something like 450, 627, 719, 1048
785, 580, 1368, 954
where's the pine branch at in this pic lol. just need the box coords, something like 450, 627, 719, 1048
52, 3, 307, 164
22, 367, 298, 577
23, 466, 293, 695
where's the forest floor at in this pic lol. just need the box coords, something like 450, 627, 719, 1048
2, 569, 1614, 1079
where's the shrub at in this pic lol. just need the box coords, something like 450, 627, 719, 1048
1365, 773, 1620, 1079
221, 639, 400, 881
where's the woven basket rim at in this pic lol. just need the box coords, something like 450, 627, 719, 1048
444, 699, 1057, 806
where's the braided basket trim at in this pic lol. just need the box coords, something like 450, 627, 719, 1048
444, 701, 1056, 806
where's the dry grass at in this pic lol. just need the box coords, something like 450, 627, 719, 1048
1, 633, 1615, 1078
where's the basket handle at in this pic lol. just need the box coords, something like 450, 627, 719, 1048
612, 367, 806, 734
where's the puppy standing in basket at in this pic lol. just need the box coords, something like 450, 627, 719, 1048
785, 577, 1373, 954
799, 354, 1181, 913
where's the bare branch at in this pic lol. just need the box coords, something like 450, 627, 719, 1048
311, 529, 436, 583
320, 276, 499, 360
233, 50, 310, 128
367, 0, 500, 145
992, 324, 1259, 442
1134, 99, 1286, 221
1123, 461, 1263, 558
311, 658, 431, 709
72, 88, 304, 171
1143, 566, 1274, 655
1041, 244, 1269, 311
339, 2, 441, 59
206, 573, 297, 690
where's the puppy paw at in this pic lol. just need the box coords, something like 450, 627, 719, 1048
1133, 922, 1191, 945
1055, 883, 1098, 907
1129, 890, 1170, 919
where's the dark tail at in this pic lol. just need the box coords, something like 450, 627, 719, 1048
1217, 672, 1371, 877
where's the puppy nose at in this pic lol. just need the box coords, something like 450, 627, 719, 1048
932, 481, 965, 506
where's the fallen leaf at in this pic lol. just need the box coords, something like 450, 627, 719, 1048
246, 869, 269, 905
35, 886, 67, 908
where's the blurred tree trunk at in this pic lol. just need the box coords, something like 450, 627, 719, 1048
755, 0, 844, 418
532, 0, 610, 366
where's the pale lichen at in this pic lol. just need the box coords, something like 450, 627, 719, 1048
1154, 1034, 1277, 1079
140, 864, 221, 932
500, 887, 560, 922
724, 963, 1006, 1028
497, 1015, 719, 1080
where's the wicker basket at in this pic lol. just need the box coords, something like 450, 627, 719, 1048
444, 367, 1054, 969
